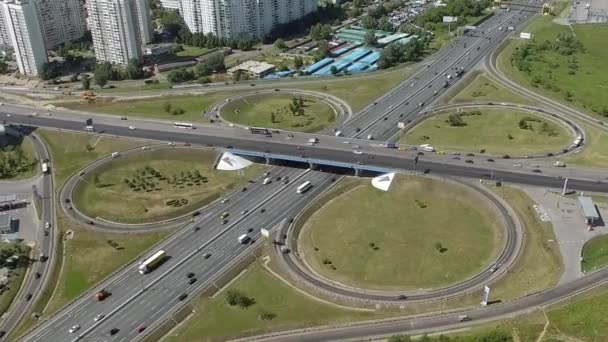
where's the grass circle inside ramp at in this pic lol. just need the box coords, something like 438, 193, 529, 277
300, 176, 503, 291
221, 92, 337, 132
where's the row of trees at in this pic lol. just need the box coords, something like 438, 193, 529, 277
177, 30, 255, 51
166, 53, 225, 84
378, 34, 430, 69
415, 0, 491, 27
92, 59, 145, 88
0, 145, 37, 179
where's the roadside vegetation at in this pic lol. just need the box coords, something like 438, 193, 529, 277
164, 263, 376, 342
0, 137, 38, 180
581, 235, 608, 273
73, 149, 264, 223
221, 93, 336, 132
563, 122, 608, 168
402, 109, 571, 155
0, 243, 31, 316
498, 11, 608, 121
446, 72, 535, 105
300, 176, 501, 290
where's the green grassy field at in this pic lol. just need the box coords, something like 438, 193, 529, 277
165, 263, 376, 342
56, 92, 235, 122
563, 121, 608, 168
300, 176, 501, 290
43, 211, 170, 315
221, 93, 336, 132
0, 243, 30, 316
0, 137, 38, 180
447, 72, 535, 105
498, 12, 608, 121
73, 149, 264, 223
402, 109, 571, 155
581, 235, 608, 273
295, 68, 410, 112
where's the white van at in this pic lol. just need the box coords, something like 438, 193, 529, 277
111, 152, 120, 158
238, 234, 250, 244
263, 177, 272, 185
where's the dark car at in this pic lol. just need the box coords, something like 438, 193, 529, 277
247, 228, 254, 233
465, 159, 474, 164
137, 326, 146, 333
203, 253, 211, 259
466, 153, 475, 157
242, 187, 247, 192
260, 208, 266, 213
192, 211, 200, 217
193, 226, 201, 232
120, 117, 128, 120
487, 158, 495, 162
25, 294, 33, 301
532, 169, 542, 173
110, 328, 119, 335
453, 156, 461, 160
178, 293, 188, 301
188, 278, 197, 285
187, 272, 195, 278
397, 295, 407, 300
34, 272, 41, 279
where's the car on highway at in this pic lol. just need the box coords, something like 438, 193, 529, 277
221, 219, 228, 225
178, 293, 188, 301
94, 314, 105, 322
220, 198, 229, 203
203, 253, 211, 259
241, 209, 249, 215
487, 158, 495, 162
247, 228, 254, 233
260, 208, 266, 213
353, 150, 363, 155
489, 264, 500, 273
110, 328, 119, 335
188, 278, 197, 285
532, 169, 542, 173
25, 293, 32, 301
69, 325, 80, 334
465, 159, 474, 164
34, 272, 41, 279
187, 272, 195, 278
45, 222, 51, 229
453, 156, 461, 160
458, 315, 471, 322
128, 125, 135, 130
120, 116, 127, 120
193, 226, 201, 232
397, 294, 407, 300
137, 326, 146, 333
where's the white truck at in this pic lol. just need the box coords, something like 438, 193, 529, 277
553, 161, 566, 167
307, 138, 319, 145
263, 177, 272, 185
419, 144, 435, 152
238, 234, 250, 244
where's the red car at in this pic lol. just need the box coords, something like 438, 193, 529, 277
137, 326, 146, 333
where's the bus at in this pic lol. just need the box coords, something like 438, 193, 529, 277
138, 250, 167, 274
249, 127, 271, 136
174, 122, 194, 129
41, 162, 49, 174
296, 181, 312, 194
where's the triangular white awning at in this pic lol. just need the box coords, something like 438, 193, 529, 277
371, 172, 395, 192
216, 152, 252, 171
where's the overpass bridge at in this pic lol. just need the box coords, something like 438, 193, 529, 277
231, 149, 394, 176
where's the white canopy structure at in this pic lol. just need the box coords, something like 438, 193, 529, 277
216, 152, 253, 171
371, 172, 395, 192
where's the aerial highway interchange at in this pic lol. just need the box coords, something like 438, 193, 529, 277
1, 1, 607, 342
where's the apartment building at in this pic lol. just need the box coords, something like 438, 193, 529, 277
180, 0, 317, 40
87, 0, 151, 65
37, 0, 86, 48
1, 0, 47, 75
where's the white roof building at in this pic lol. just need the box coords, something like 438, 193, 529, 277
227, 60, 275, 78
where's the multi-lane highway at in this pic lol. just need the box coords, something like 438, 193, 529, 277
9, 3, 606, 341
0, 132, 55, 338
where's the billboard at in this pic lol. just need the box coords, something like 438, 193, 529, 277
442, 16, 458, 23
371, 172, 395, 192
481, 286, 491, 306
260, 228, 270, 238
520, 32, 531, 39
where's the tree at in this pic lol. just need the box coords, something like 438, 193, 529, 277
364, 30, 377, 46
293, 56, 304, 69
361, 15, 378, 30
447, 114, 465, 126
163, 102, 172, 114
206, 53, 226, 73
40, 62, 62, 80
125, 58, 144, 79
309, 23, 333, 41
93, 63, 111, 88
194, 63, 212, 77
0, 59, 8, 74
81, 75, 91, 90
273, 38, 287, 50
233, 69, 242, 82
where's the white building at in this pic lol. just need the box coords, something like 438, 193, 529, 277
0, 3, 11, 47
134, 0, 153, 44
180, 0, 317, 40
87, 0, 151, 65
36, 0, 87, 48
1, 0, 48, 76
227, 60, 275, 78
159, 0, 180, 9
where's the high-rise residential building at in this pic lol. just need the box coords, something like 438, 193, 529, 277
87, 0, 152, 65
159, 0, 180, 9
180, 0, 317, 40
0, 3, 12, 47
37, 0, 86, 48
1, 0, 47, 76
134, 0, 153, 44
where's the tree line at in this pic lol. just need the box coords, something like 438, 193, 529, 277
378, 34, 431, 69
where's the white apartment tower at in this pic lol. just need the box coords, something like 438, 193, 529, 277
134, 0, 153, 44
180, 0, 317, 40
0, 3, 11, 47
87, 0, 151, 65
1, 0, 47, 76
36, 0, 86, 48
159, 0, 180, 9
